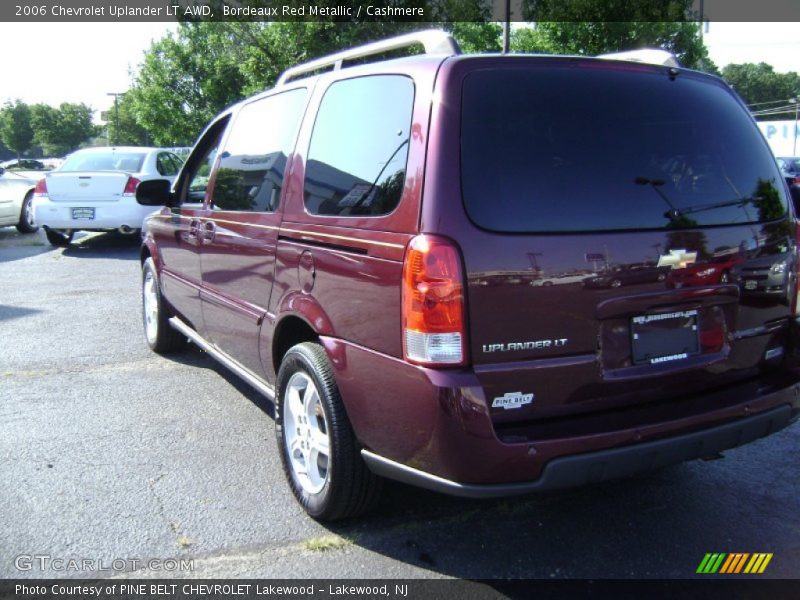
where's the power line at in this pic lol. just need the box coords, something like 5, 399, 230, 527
747, 98, 792, 108
751, 104, 797, 117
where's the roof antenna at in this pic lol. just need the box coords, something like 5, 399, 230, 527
502, 0, 510, 54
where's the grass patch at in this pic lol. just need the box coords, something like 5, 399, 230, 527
176, 535, 192, 549
302, 534, 351, 553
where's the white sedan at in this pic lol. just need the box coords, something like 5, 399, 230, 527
33, 147, 183, 246
0, 167, 37, 233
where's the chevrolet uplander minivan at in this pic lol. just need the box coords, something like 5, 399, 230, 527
137, 31, 800, 520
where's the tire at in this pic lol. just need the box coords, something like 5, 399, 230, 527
15, 192, 38, 233
275, 342, 381, 521
44, 227, 74, 246
141, 257, 186, 354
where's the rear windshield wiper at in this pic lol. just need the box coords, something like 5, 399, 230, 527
663, 196, 762, 221
635, 176, 764, 225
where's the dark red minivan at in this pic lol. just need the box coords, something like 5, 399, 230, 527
137, 30, 800, 520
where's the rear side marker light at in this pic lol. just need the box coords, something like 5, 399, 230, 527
122, 176, 141, 197
402, 235, 467, 366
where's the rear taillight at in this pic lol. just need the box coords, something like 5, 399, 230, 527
122, 176, 141, 197
34, 178, 47, 196
402, 235, 467, 366
792, 176, 800, 186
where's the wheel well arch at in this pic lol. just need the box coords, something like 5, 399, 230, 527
271, 316, 319, 376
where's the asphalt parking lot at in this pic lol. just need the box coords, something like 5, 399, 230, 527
1, 226, 799, 580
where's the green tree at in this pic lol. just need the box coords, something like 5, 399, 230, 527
721, 63, 800, 119
0, 100, 34, 159
519, 0, 715, 71
31, 103, 98, 156
106, 93, 149, 146
31, 102, 98, 156
127, 23, 250, 146
511, 27, 555, 53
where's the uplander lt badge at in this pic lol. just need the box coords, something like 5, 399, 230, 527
492, 392, 535, 410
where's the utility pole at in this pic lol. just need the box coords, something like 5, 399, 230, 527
502, 0, 511, 54
106, 92, 123, 146
527, 251, 543, 275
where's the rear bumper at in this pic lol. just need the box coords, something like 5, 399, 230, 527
322, 337, 800, 492
33, 196, 158, 230
362, 404, 794, 498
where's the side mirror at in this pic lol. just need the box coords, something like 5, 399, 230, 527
136, 179, 173, 206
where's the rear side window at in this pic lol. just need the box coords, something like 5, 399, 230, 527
304, 75, 414, 217
212, 88, 307, 212
156, 152, 180, 176
461, 66, 788, 232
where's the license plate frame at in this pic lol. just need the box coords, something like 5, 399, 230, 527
631, 309, 700, 365
71, 207, 95, 220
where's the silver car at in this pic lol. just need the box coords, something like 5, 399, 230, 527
0, 167, 37, 233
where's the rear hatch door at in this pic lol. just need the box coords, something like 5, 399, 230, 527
430, 56, 795, 427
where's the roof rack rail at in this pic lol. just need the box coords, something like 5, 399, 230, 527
276, 29, 461, 86
596, 48, 680, 68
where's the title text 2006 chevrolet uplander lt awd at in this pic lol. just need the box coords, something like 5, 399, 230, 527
136, 31, 800, 520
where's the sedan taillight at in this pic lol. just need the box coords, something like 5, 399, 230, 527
122, 177, 141, 197
34, 178, 47, 196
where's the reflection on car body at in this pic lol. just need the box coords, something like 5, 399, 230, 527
667, 253, 742, 288
731, 239, 794, 305
583, 262, 668, 289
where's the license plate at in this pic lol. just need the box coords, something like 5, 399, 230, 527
631, 309, 700, 365
71, 207, 95, 220
744, 280, 758, 290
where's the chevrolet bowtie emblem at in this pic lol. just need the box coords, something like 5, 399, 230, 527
657, 249, 698, 269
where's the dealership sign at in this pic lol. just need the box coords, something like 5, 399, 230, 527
757, 120, 799, 156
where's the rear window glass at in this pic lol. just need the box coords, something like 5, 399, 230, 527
461, 65, 788, 232
304, 75, 414, 217
60, 152, 146, 173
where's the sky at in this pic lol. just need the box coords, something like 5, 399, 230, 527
0, 21, 797, 122
0, 22, 177, 118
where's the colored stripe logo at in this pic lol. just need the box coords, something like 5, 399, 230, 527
697, 553, 773, 574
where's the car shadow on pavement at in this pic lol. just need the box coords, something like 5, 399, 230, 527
319, 464, 751, 580
161, 343, 276, 419
0, 304, 43, 323
61, 231, 141, 259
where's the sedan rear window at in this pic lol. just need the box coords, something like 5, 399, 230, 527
461, 64, 788, 232
60, 152, 146, 173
